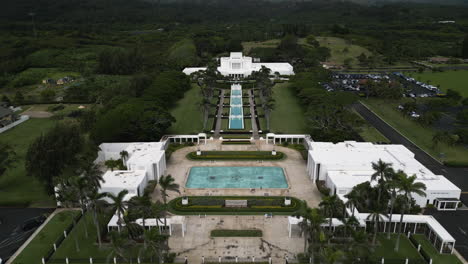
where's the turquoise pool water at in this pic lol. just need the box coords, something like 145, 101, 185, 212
186, 166, 288, 188
229, 84, 244, 129
230, 97, 242, 105
231, 90, 242, 96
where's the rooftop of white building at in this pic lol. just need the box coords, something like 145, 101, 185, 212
125, 142, 165, 166
101, 170, 147, 190
310, 141, 460, 191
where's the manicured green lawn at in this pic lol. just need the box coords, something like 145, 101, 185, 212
312, 37, 372, 67
211, 229, 262, 237
362, 99, 468, 166
270, 83, 307, 133
13, 210, 80, 264
412, 234, 463, 264
409, 70, 468, 98
0, 118, 56, 207
373, 234, 423, 261
168, 84, 204, 134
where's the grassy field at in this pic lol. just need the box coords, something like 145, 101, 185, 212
373, 234, 423, 261
168, 84, 204, 134
270, 83, 308, 133
312, 37, 372, 67
242, 39, 280, 53
362, 99, 468, 165
409, 70, 468, 98
0, 118, 56, 207
13, 210, 80, 264
412, 234, 463, 264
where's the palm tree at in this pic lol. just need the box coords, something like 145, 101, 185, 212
151, 200, 165, 230
107, 230, 135, 263
371, 159, 392, 205
395, 173, 426, 252
120, 150, 129, 164
108, 189, 129, 232
82, 164, 104, 191
344, 189, 362, 217
263, 98, 275, 130
88, 189, 108, 248
128, 195, 152, 248
71, 176, 90, 238
319, 195, 341, 243
341, 215, 360, 238
366, 208, 388, 246
158, 175, 180, 231
385, 169, 402, 239
55, 181, 81, 252
320, 246, 343, 264
200, 98, 211, 130
139, 228, 167, 262
105, 159, 119, 171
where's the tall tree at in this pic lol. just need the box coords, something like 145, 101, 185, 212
319, 195, 342, 243
158, 175, 180, 229
371, 159, 392, 205
88, 189, 108, 248
25, 123, 84, 194
107, 189, 129, 232
0, 142, 16, 177
395, 174, 426, 252
462, 35, 468, 59
366, 208, 388, 246
107, 231, 135, 263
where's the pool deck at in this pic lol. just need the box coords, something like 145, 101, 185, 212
154, 140, 321, 207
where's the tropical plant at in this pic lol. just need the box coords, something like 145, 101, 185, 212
82, 163, 104, 191
107, 189, 129, 232
320, 246, 343, 264
107, 230, 135, 263
385, 169, 401, 239
120, 150, 129, 163
0, 142, 16, 177
87, 189, 108, 248
394, 173, 426, 252
139, 228, 167, 262
158, 175, 180, 230
319, 195, 342, 243
367, 208, 388, 246
371, 159, 392, 205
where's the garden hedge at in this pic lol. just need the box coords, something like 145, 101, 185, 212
186, 151, 285, 160
211, 229, 262, 237
168, 196, 303, 215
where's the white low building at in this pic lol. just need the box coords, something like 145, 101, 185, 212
306, 141, 461, 209
183, 52, 294, 78
97, 142, 166, 182
100, 170, 148, 201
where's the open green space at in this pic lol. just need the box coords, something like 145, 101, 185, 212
242, 39, 281, 54
362, 99, 468, 166
409, 70, 468, 98
412, 234, 463, 264
168, 196, 302, 215
186, 151, 285, 160
0, 118, 56, 207
270, 83, 307, 133
373, 234, 423, 261
211, 229, 262, 237
313, 37, 372, 67
168, 84, 204, 134
13, 210, 80, 264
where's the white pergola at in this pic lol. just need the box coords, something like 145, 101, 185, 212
266, 133, 310, 145
165, 133, 208, 145
107, 215, 186, 237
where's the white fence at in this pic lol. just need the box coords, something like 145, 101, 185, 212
0, 115, 29, 134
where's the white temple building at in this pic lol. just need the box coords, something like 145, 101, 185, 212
306, 141, 461, 210
183, 52, 294, 78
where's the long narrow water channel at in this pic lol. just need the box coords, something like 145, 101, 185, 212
228, 84, 244, 129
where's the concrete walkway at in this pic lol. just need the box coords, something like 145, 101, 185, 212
248, 89, 259, 139
214, 89, 225, 138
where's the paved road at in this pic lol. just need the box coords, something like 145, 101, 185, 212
353, 102, 468, 259
0, 208, 54, 261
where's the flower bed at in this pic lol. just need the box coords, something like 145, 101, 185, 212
186, 151, 285, 160
168, 196, 302, 215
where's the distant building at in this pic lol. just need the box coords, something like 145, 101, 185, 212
0, 106, 15, 128
321, 61, 343, 70
42, 78, 56, 85
428, 56, 450, 64
437, 21, 455, 24
56, 76, 73, 85
183, 52, 294, 78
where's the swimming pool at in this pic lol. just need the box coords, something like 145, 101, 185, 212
186, 166, 288, 189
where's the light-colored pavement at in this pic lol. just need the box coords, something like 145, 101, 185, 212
169, 215, 304, 263
155, 140, 321, 261
248, 89, 259, 139
214, 90, 225, 138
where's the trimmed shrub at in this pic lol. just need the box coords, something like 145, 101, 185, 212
211, 229, 262, 237
186, 151, 285, 160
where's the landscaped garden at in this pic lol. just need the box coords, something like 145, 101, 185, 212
412, 234, 462, 264
372, 234, 423, 262
211, 229, 263, 237
270, 83, 308, 134
168, 196, 303, 215
168, 84, 204, 134
186, 151, 285, 160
